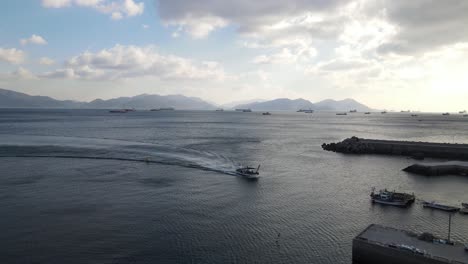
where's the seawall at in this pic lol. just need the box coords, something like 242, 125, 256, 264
353, 224, 468, 264
403, 161, 468, 176
322, 136, 468, 160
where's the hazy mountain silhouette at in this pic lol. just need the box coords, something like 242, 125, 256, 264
0, 88, 216, 110
235, 98, 314, 111
234, 98, 372, 111
87, 94, 215, 110
0, 88, 371, 111
0, 88, 83, 108
314, 98, 372, 111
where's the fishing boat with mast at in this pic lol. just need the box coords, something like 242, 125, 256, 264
236, 165, 260, 180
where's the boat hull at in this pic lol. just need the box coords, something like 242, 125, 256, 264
371, 199, 411, 207
236, 173, 259, 180
422, 203, 460, 212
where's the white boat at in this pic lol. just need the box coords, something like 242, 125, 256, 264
236, 165, 260, 179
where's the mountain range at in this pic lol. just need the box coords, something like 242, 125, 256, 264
0, 88, 372, 111
234, 98, 372, 111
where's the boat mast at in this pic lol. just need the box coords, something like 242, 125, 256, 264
448, 213, 452, 242
256, 165, 261, 173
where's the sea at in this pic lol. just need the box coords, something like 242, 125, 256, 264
1, 109, 468, 264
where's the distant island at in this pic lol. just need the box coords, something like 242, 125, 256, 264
0, 88, 372, 111
234, 98, 372, 112
0, 88, 215, 110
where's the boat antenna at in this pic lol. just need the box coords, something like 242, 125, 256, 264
256, 164, 261, 173
448, 213, 452, 243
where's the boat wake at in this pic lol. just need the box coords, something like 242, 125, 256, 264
0, 135, 239, 176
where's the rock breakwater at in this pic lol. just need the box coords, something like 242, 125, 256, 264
322, 136, 468, 160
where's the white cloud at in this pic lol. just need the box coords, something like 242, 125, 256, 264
41, 45, 227, 81
41, 0, 144, 19
252, 47, 317, 65
0, 48, 26, 64
20, 34, 48, 46
163, 15, 228, 39
39, 57, 55, 65
41, 0, 72, 8
142, 24, 149, 29
12, 67, 37, 79
111, 12, 123, 20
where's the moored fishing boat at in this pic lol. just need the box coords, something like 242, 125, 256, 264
422, 201, 459, 212
370, 189, 415, 207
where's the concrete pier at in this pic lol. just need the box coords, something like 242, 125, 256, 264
403, 161, 468, 176
322, 136, 468, 160
353, 224, 468, 264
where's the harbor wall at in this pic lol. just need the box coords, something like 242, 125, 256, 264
352, 238, 451, 264
403, 163, 468, 176
322, 137, 468, 160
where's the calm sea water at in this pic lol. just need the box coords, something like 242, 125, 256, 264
1, 109, 468, 264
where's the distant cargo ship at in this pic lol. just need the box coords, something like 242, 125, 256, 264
297, 109, 314, 113
150, 107, 175, 111
109, 109, 128, 113
235, 108, 252, 112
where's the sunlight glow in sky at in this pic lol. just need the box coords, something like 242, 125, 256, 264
1, 0, 468, 111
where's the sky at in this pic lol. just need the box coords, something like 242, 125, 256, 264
0, 0, 468, 111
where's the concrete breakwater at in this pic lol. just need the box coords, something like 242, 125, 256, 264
322, 136, 468, 160
353, 224, 468, 264
403, 161, 468, 176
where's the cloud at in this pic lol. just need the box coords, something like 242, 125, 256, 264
368, 0, 468, 55
142, 24, 149, 29
0, 48, 26, 64
41, 0, 144, 19
252, 47, 317, 65
20, 34, 48, 46
41, 0, 72, 8
12, 67, 37, 79
41, 45, 227, 81
157, 0, 352, 63
158, 0, 468, 57
39, 57, 55, 65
